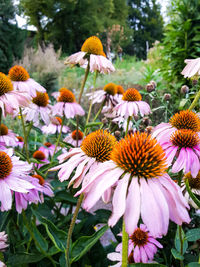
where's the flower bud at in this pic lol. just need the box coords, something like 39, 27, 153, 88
114, 130, 121, 138
192, 79, 198, 86
142, 117, 151, 126
163, 93, 171, 101
146, 83, 154, 93
181, 85, 189, 94
150, 80, 157, 89
102, 117, 108, 124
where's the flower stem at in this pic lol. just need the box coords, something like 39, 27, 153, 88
85, 71, 98, 127
185, 179, 200, 208
19, 107, 30, 163
52, 116, 66, 162
188, 88, 200, 111
78, 62, 90, 104
122, 220, 128, 267
125, 116, 131, 136
65, 193, 84, 266
178, 225, 184, 267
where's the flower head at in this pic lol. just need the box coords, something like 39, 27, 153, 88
16, 136, 24, 148
0, 124, 18, 147
9, 65, 46, 97
64, 129, 84, 147
76, 132, 190, 237
51, 130, 117, 189
0, 72, 31, 116
42, 116, 69, 135
0, 231, 8, 251
52, 88, 85, 118
81, 36, 103, 55
114, 88, 151, 118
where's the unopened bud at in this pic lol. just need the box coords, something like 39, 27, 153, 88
102, 117, 108, 124
181, 85, 189, 94
134, 115, 139, 121
146, 83, 154, 93
192, 79, 198, 86
163, 93, 171, 101
142, 117, 151, 126
150, 80, 157, 89
114, 130, 121, 138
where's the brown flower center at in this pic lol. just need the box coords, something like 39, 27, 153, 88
171, 129, 200, 148
33, 150, 46, 161
0, 151, 13, 179
8, 65, 30, 81
44, 142, 52, 147
17, 136, 24, 142
130, 228, 148, 247
55, 117, 62, 125
103, 83, 117, 96
0, 124, 8, 136
32, 92, 49, 107
58, 88, 75, 103
81, 36, 103, 55
169, 110, 200, 132
122, 88, 142, 101
0, 72, 13, 96
111, 132, 167, 179
71, 130, 84, 140
32, 174, 45, 185
81, 130, 117, 162
117, 85, 124, 94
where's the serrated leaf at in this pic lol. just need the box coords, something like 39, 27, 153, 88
171, 248, 184, 260
186, 228, 200, 242
70, 225, 108, 263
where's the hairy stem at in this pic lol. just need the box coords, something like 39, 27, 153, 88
19, 108, 30, 163
188, 88, 200, 111
122, 220, 128, 267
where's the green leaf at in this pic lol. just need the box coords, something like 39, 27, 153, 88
70, 225, 108, 263
171, 248, 184, 260
31, 222, 48, 252
39, 162, 58, 173
175, 227, 188, 254
7, 253, 45, 265
32, 209, 67, 252
54, 191, 77, 204
186, 263, 200, 267
84, 122, 102, 128
185, 179, 200, 208
186, 228, 200, 242
128, 264, 167, 267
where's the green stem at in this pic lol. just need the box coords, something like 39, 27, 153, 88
125, 116, 131, 136
0, 108, 2, 130
93, 99, 106, 122
85, 71, 98, 127
122, 220, 128, 267
65, 194, 84, 266
19, 108, 30, 163
178, 225, 184, 267
78, 62, 90, 104
185, 179, 200, 208
188, 88, 200, 111
22, 211, 56, 266
51, 116, 65, 162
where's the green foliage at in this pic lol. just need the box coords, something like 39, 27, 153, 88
125, 0, 164, 59
0, 0, 26, 73
161, 0, 200, 83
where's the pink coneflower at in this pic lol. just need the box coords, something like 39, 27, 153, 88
64, 36, 115, 74
64, 130, 84, 147
152, 110, 200, 143
8, 65, 46, 97
0, 124, 18, 147
0, 72, 31, 117
52, 88, 85, 118
31, 174, 54, 200
42, 116, 69, 135
0, 149, 34, 211
23, 91, 51, 126
113, 85, 124, 103
33, 150, 49, 168
0, 231, 8, 251
114, 88, 151, 118
39, 142, 56, 159
16, 136, 24, 148
181, 171, 200, 209
51, 130, 117, 190
160, 129, 200, 178
181, 58, 200, 78
76, 132, 190, 237
108, 224, 163, 264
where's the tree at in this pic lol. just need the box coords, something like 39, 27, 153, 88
125, 0, 164, 59
0, 0, 26, 73
19, 0, 130, 54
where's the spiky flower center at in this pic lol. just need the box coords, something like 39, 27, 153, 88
0, 151, 13, 179
53, 117, 62, 125
8, 65, 30, 81
130, 228, 148, 247
32, 92, 49, 107
169, 110, 200, 132
44, 142, 52, 147
72, 130, 84, 140
33, 150, 46, 161
32, 174, 45, 185
81, 36, 103, 55
117, 85, 124, 94
184, 172, 200, 189
103, 83, 117, 96
0, 72, 13, 96
122, 88, 142, 101
58, 88, 75, 103
171, 129, 200, 148
81, 130, 117, 162
111, 132, 167, 178
0, 124, 8, 136
17, 136, 24, 142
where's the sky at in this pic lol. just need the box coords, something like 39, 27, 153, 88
15, 0, 169, 31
